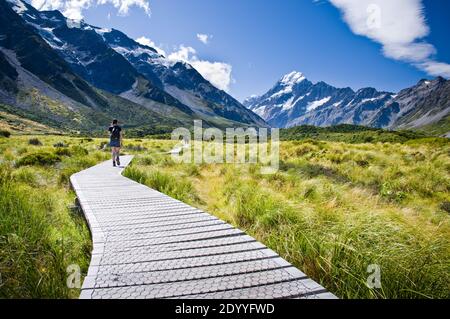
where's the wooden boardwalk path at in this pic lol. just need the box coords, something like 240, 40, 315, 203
71, 156, 336, 299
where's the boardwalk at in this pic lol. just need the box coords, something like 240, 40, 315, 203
71, 156, 336, 299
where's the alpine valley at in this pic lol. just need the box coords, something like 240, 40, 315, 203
0, 0, 266, 135
1, 0, 449, 137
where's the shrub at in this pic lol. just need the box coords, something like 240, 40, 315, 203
125, 144, 147, 152
53, 142, 68, 148
138, 156, 155, 166
54, 147, 72, 157
0, 130, 11, 138
16, 152, 61, 167
70, 145, 89, 156
28, 138, 42, 146
440, 201, 450, 214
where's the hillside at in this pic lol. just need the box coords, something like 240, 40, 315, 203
1, 0, 266, 132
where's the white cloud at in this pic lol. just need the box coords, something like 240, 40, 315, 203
30, 0, 150, 20
168, 45, 233, 92
197, 33, 212, 45
418, 61, 450, 78
135, 36, 166, 56
97, 0, 150, 17
329, 0, 450, 78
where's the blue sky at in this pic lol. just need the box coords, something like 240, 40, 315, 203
28, 0, 450, 101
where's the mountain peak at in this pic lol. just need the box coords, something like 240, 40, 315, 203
6, 0, 27, 14
280, 71, 306, 86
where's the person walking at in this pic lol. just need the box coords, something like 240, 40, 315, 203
108, 119, 123, 167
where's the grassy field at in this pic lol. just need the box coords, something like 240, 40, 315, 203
0, 132, 449, 299
0, 135, 111, 298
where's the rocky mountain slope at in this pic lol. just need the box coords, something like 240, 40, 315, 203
244, 71, 450, 134
3, 0, 266, 130
0, 0, 188, 134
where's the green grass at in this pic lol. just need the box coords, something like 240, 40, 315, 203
419, 116, 450, 137
0, 136, 110, 298
125, 137, 450, 299
280, 124, 429, 143
1, 134, 449, 299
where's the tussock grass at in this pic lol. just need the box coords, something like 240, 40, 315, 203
127, 138, 449, 299
28, 138, 42, 146
0, 136, 109, 298
0, 130, 11, 138
1, 134, 448, 299
124, 166, 199, 204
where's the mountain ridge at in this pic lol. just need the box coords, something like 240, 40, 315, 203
244, 71, 449, 135
5, 0, 266, 128
0, 0, 267, 134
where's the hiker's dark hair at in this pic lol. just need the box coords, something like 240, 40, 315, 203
112, 119, 118, 125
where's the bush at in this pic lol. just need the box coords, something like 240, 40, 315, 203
440, 201, 450, 214
54, 147, 72, 157
125, 144, 147, 152
53, 142, 68, 148
138, 156, 155, 166
70, 145, 89, 156
28, 138, 42, 146
16, 152, 61, 167
0, 130, 11, 138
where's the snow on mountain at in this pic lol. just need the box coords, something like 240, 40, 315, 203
97, 28, 267, 126
6, 0, 26, 13
244, 72, 358, 127
306, 97, 331, 112
245, 71, 450, 131
6, 0, 266, 127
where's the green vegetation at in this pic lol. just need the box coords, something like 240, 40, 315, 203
280, 124, 428, 143
125, 137, 450, 299
16, 152, 61, 167
0, 136, 110, 298
28, 138, 42, 146
419, 115, 450, 137
1, 133, 449, 299
0, 109, 62, 135
0, 129, 11, 138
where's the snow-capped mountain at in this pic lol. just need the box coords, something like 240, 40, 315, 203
244, 71, 389, 128
244, 71, 449, 131
0, 0, 185, 133
6, 0, 195, 117
98, 28, 266, 126
5, 0, 266, 127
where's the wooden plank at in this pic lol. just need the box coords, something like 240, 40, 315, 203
71, 155, 336, 299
